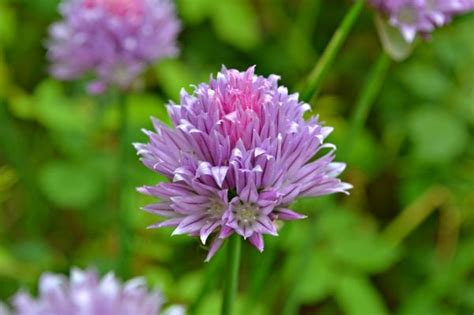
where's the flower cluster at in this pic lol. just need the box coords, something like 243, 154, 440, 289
369, 0, 474, 42
0, 268, 184, 315
135, 66, 351, 260
47, 0, 180, 94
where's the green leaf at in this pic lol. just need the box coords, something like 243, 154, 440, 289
12, 241, 55, 267
212, 0, 260, 51
34, 80, 90, 133
0, 166, 17, 203
0, 5, 16, 47
143, 267, 175, 295
455, 283, 474, 310
20, 0, 59, 19
39, 160, 103, 209
398, 63, 452, 100
316, 207, 357, 239
408, 106, 468, 163
0, 245, 38, 282
454, 67, 474, 127
313, 208, 399, 273
127, 92, 167, 126
155, 60, 196, 101
339, 128, 383, 178
8, 90, 36, 120
177, 0, 211, 24
0, 52, 8, 99
296, 252, 335, 303
398, 289, 438, 315
335, 273, 389, 315
331, 233, 399, 273
177, 271, 204, 301
432, 17, 474, 70
195, 292, 265, 315
283, 28, 314, 71
0, 245, 16, 276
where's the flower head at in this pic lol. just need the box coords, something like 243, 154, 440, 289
2, 268, 163, 315
369, 0, 474, 42
47, 0, 180, 94
0, 268, 185, 315
135, 66, 351, 260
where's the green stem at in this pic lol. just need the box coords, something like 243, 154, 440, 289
301, 0, 366, 102
382, 186, 449, 246
344, 52, 391, 156
222, 236, 242, 315
117, 93, 131, 277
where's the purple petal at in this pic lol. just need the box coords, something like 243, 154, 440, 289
211, 166, 229, 188
276, 208, 307, 221
172, 215, 208, 235
199, 221, 220, 244
239, 181, 258, 203
255, 216, 278, 236
142, 203, 176, 217
248, 233, 264, 252
205, 238, 225, 262
148, 218, 182, 229
219, 225, 234, 239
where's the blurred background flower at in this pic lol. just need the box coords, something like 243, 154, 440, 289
0, 268, 184, 315
369, 0, 474, 42
47, 0, 181, 94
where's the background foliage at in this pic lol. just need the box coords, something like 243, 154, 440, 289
0, 0, 473, 314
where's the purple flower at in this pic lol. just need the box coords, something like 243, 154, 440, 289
369, 0, 474, 42
0, 268, 184, 315
47, 0, 181, 94
135, 66, 351, 261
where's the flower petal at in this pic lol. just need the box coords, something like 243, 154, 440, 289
276, 208, 307, 221
248, 233, 264, 252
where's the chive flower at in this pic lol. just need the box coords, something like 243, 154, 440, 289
0, 268, 184, 315
47, 0, 181, 94
369, 0, 474, 42
135, 67, 351, 261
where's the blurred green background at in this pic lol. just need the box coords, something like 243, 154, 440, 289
0, 0, 473, 314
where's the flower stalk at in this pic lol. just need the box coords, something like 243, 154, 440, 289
301, 0, 366, 102
221, 235, 242, 315
117, 92, 132, 277
345, 51, 391, 156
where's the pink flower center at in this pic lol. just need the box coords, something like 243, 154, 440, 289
218, 90, 262, 118
215, 70, 266, 145
219, 84, 263, 144
83, 0, 144, 18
